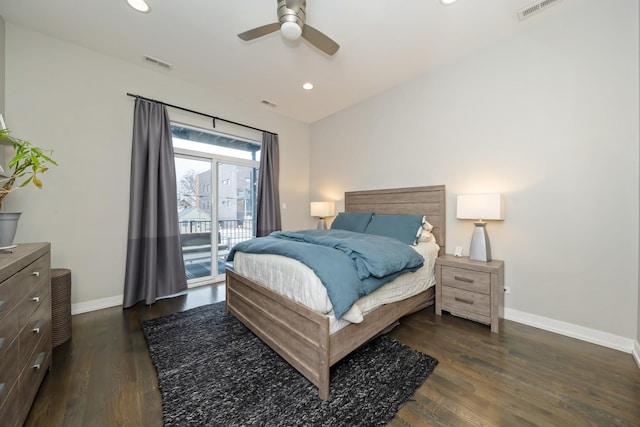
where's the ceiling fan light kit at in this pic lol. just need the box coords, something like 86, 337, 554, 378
126, 0, 151, 13
238, 0, 340, 56
281, 22, 302, 40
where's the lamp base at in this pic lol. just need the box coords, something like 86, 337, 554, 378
469, 221, 492, 262
317, 218, 327, 230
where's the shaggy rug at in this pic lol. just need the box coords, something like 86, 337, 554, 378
142, 302, 438, 426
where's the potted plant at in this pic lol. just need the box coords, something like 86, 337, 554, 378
0, 128, 57, 247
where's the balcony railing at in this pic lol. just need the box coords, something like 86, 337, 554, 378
179, 219, 254, 245
179, 219, 254, 279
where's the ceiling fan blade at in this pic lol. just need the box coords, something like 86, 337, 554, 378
301, 24, 339, 56
238, 22, 280, 41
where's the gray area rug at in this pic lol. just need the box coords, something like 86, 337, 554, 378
142, 302, 438, 426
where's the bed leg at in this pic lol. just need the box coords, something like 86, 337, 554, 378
318, 350, 330, 400
319, 383, 330, 401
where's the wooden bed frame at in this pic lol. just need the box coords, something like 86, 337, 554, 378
225, 185, 446, 400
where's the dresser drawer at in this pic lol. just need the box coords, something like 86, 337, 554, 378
442, 286, 491, 321
0, 380, 20, 427
20, 293, 51, 373
0, 336, 19, 410
17, 253, 51, 326
20, 334, 51, 415
0, 307, 19, 359
441, 266, 491, 294
0, 275, 23, 322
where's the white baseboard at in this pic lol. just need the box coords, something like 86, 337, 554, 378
633, 341, 640, 370
71, 294, 123, 315
504, 308, 635, 353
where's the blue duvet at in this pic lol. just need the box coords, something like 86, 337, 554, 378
227, 229, 424, 319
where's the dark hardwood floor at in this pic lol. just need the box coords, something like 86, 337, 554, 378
25, 283, 640, 426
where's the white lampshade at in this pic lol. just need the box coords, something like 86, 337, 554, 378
310, 201, 335, 218
457, 194, 505, 221
457, 194, 504, 262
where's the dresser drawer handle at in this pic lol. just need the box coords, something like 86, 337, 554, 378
32, 271, 40, 278
32, 296, 40, 303
32, 320, 45, 334
0, 383, 4, 398
455, 296, 474, 305
0, 300, 4, 310
454, 276, 474, 283
32, 352, 46, 370
0, 337, 4, 351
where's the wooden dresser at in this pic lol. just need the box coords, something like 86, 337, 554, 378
435, 254, 504, 333
0, 243, 51, 426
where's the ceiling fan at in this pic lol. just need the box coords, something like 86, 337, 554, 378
237, 0, 340, 56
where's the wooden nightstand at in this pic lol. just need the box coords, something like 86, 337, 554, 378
435, 254, 504, 333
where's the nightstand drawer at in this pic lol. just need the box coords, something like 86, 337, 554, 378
442, 266, 490, 294
442, 286, 490, 319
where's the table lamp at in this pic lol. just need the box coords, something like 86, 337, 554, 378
310, 201, 335, 230
456, 194, 505, 262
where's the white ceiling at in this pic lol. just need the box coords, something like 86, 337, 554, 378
0, 0, 587, 123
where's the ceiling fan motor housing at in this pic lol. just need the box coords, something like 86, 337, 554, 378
278, 0, 306, 39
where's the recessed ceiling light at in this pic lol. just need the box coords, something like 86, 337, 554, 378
440, 0, 457, 5
126, 0, 151, 13
302, 82, 314, 90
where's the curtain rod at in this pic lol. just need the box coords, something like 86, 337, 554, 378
126, 93, 276, 135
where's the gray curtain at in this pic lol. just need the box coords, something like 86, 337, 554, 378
123, 98, 187, 308
255, 132, 281, 237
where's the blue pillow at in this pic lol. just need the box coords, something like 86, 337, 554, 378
364, 214, 424, 245
330, 212, 375, 233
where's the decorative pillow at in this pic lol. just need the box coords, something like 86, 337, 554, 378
416, 220, 434, 242
418, 230, 435, 243
364, 214, 425, 245
330, 211, 375, 233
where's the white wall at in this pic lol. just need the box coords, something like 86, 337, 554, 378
3, 23, 311, 308
311, 0, 639, 345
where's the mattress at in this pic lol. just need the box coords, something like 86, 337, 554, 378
233, 238, 440, 332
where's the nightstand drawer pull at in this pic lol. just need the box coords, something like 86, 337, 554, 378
454, 296, 474, 305
32, 271, 40, 278
454, 276, 474, 283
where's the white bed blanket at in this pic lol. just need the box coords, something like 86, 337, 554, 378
233, 239, 439, 327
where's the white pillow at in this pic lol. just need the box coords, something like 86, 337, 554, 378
416, 219, 434, 242
418, 230, 434, 243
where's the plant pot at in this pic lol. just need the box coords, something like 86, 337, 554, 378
0, 212, 21, 247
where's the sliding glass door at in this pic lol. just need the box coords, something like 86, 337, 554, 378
175, 155, 216, 283
217, 162, 257, 266
173, 124, 260, 287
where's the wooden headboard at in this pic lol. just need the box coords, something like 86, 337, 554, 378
344, 185, 446, 256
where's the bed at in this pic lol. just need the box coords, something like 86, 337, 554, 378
225, 185, 446, 400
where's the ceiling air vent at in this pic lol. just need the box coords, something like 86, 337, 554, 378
143, 55, 173, 70
517, 0, 563, 21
